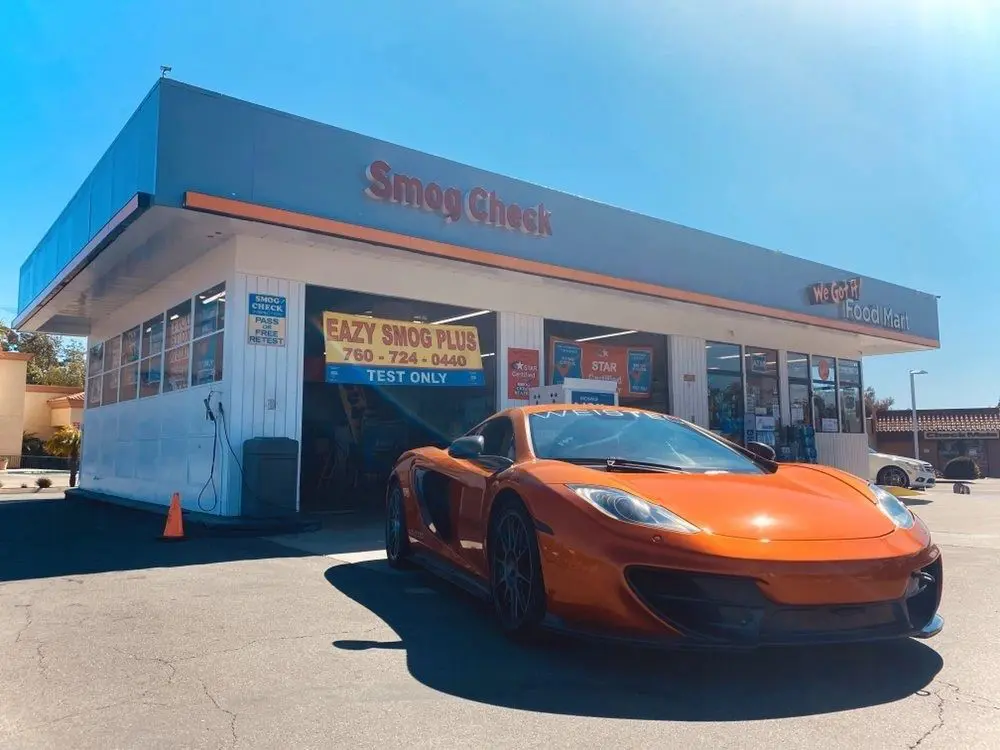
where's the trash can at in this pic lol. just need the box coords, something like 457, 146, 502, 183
241, 437, 299, 518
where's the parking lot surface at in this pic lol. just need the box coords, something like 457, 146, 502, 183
2, 483, 999, 749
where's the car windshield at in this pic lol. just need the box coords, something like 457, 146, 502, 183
527, 409, 765, 474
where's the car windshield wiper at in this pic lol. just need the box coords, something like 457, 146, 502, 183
549, 457, 688, 473
604, 457, 688, 473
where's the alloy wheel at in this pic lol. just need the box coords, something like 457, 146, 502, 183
885, 467, 909, 487
491, 511, 534, 627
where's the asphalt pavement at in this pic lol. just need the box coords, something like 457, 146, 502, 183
1, 484, 999, 749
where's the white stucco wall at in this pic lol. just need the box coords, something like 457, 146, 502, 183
75, 228, 878, 514
80, 240, 237, 513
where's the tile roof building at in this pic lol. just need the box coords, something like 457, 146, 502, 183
873, 407, 1000, 478
875, 408, 1000, 435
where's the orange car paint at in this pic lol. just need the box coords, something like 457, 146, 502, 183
393, 404, 941, 643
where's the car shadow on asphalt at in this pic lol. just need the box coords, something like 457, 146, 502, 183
0, 497, 308, 583
326, 561, 943, 722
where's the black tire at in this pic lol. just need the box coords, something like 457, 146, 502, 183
877, 466, 910, 488
385, 481, 413, 569
488, 496, 546, 640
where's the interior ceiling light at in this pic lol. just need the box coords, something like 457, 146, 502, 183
430, 310, 491, 325
575, 329, 637, 343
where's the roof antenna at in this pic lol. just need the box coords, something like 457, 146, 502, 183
160, 65, 172, 78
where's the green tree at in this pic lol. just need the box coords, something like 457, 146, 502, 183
39, 341, 86, 387
45, 425, 81, 488
0, 321, 85, 389
864, 386, 894, 415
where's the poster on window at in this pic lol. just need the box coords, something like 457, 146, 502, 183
548, 337, 652, 399
121, 326, 140, 364
507, 347, 540, 400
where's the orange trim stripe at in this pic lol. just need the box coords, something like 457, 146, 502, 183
183, 191, 939, 349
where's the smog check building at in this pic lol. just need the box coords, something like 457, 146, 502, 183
13, 80, 941, 518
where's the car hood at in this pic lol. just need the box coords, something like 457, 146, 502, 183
871, 453, 924, 468
598, 466, 895, 542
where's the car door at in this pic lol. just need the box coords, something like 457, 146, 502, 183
452, 417, 517, 575
410, 416, 516, 576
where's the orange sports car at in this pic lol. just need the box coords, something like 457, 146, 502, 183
384, 404, 943, 648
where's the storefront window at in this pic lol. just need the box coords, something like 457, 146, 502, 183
192, 283, 226, 386
194, 283, 226, 338
164, 344, 191, 393
85, 341, 104, 409
838, 358, 864, 434
102, 369, 120, 406
119, 325, 141, 402
787, 351, 811, 428
140, 356, 163, 399
164, 300, 192, 393
120, 362, 139, 401
139, 314, 164, 399
706, 341, 743, 444
121, 326, 140, 366
811, 355, 839, 432
86, 374, 102, 409
141, 315, 164, 359
192, 333, 224, 387
743, 346, 780, 448
101, 335, 121, 406
87, 342, 104, 379
542, 319, 668, 413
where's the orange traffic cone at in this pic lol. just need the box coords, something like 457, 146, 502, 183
160, 492, 185, 541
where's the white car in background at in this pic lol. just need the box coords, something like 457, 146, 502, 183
869, 446, 936, 490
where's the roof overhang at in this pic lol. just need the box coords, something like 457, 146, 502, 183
14, 193, 152, 332
16, 191, 940, 359
12, 201, 238, 336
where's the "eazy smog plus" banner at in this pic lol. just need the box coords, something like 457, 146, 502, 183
322, 311, 485, 387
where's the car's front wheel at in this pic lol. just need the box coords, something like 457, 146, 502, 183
385, 481, 412, 569
877, 466, 910, 488
488, 496, 546, 639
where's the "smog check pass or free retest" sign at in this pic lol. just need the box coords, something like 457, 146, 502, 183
247, 293, 287, 347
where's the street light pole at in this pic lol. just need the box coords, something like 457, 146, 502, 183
909, 369, 928, 460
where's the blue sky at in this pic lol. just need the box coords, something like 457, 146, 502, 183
2, 0, 996, 409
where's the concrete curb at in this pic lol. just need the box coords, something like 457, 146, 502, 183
64, 488, 322, 536
0, 487, 67, 496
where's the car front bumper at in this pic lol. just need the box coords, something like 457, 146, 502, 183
538, 521, 944, 649
619, 556, 944, 647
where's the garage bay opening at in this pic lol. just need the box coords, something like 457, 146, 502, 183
300, 286, 497, 515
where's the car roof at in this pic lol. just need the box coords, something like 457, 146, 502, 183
510, 404, 672, 417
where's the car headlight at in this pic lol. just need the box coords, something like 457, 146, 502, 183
567, 484, 699, 534
870, 483, 915, 530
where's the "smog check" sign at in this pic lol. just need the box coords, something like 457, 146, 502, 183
247, 293, 287, 347
364, 160, 553, 237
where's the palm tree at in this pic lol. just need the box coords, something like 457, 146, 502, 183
45, 426, 81, 488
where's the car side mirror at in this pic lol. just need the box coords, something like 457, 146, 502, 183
746, 441, 777, 461
448, 435, 485, 459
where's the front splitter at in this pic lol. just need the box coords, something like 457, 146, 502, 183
912, 613, 944, 639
